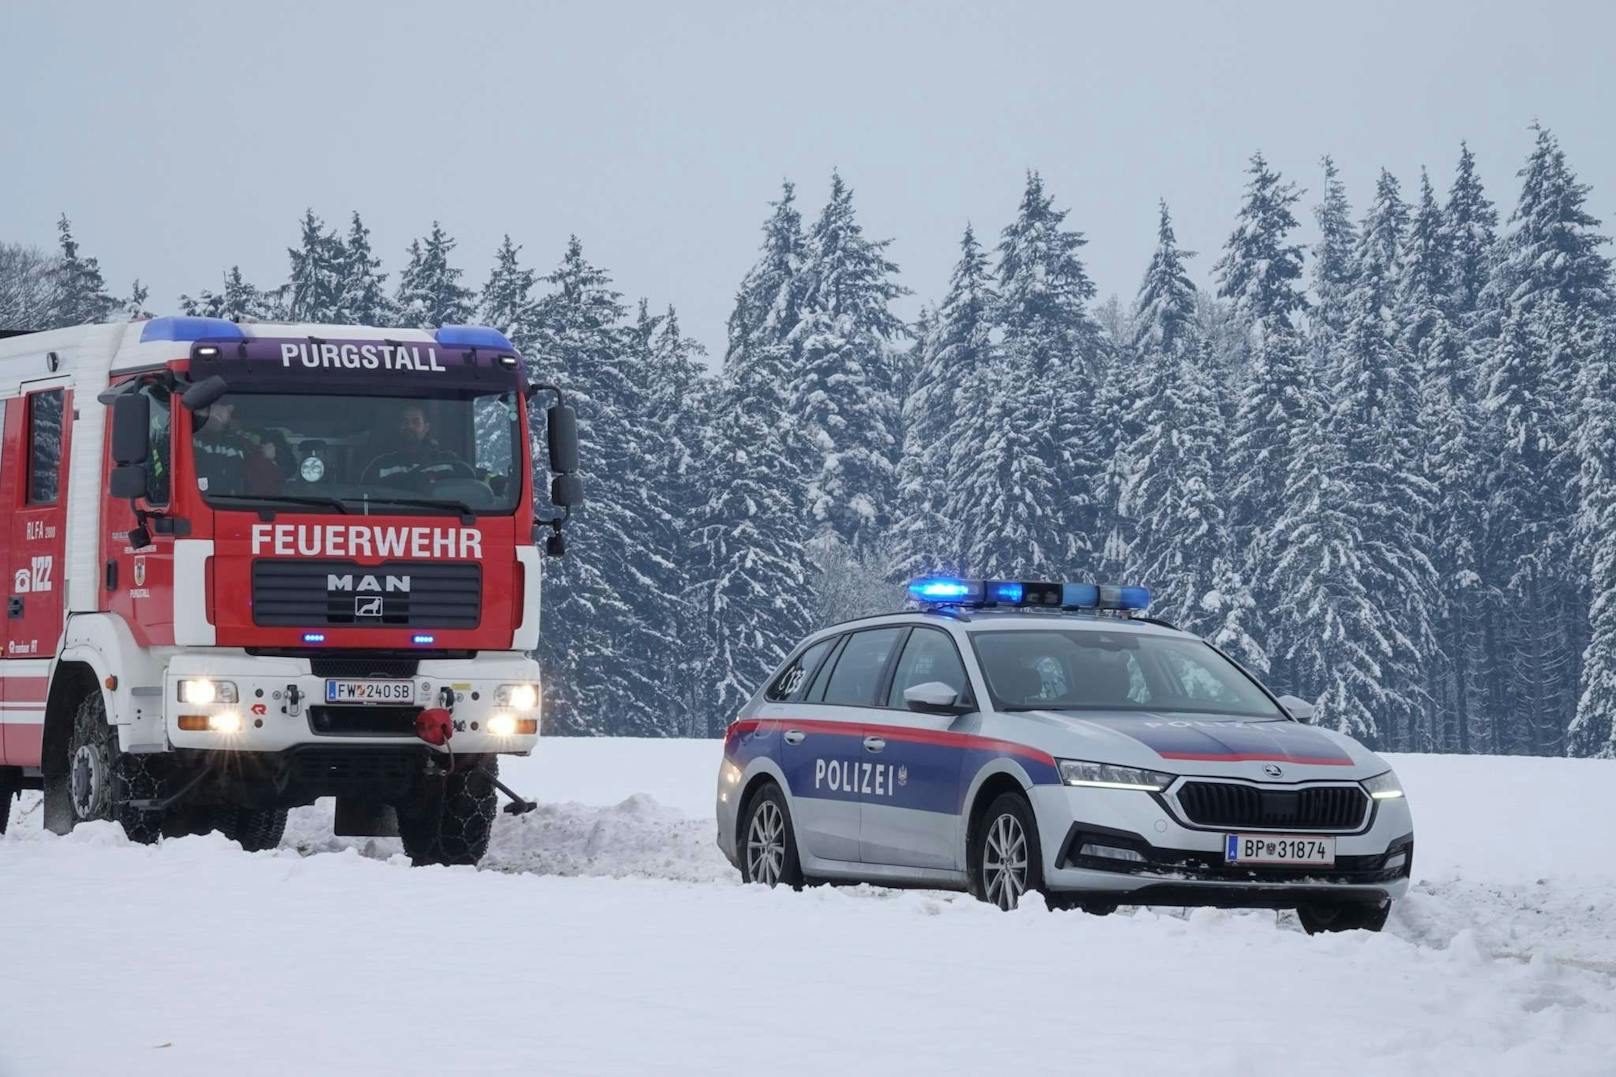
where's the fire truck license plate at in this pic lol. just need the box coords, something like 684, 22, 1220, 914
325, 679, 416, 704
1225, 834, 1336, 866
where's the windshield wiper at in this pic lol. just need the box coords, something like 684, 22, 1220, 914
357, 495, 479, 519
207, 493, 351, 514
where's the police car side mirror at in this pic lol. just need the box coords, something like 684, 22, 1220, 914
182, 375, 229, 411
1277, 694, 1316, 722
111, 392, 150, 465
904, 681, 967, 716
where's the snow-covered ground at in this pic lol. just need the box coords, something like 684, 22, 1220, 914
2, 742, 1614, 1075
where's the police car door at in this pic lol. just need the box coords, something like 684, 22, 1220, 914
777, 627, 904, 866
859, 626, 971, 871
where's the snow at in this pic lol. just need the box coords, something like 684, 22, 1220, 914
3, 741, 1615, 1075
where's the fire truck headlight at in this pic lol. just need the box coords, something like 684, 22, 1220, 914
178, 679, 238, 706
487, 712, 518, 737
495, 684, 540, 712
208, 711, 243, 734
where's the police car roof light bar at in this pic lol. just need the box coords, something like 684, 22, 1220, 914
907, 577, 1150, 613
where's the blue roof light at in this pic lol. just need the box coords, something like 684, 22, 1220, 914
1061, 583, 1100, 608
140, 316, 247, 344
907, 577, 981, 603
434, 325, 514, 350
989, 581, 1024, 604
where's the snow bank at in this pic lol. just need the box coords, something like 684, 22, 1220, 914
3, 741, 1614, 1075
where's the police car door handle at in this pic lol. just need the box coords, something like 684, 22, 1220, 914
863, 737, 886, 753
783, 730, 806, 745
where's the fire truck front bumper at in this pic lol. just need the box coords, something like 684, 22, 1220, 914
160, 651, 543, 754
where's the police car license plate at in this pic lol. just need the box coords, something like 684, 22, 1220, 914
325, 679, 415, 704
1225, 834, 1336, 866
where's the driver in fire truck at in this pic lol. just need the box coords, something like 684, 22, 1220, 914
361, 401, 472, 488
192, 399, 282, 496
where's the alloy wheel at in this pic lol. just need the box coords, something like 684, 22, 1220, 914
746, 800, 786, 886
983, 811, 1029, 910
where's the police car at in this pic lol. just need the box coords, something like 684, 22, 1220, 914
716, 578, 1414, 933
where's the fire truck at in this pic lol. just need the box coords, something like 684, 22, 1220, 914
0, 316, 582, 865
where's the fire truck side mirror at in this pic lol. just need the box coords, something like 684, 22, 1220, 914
546, 403, 579, 475
550, 473, 584, 509
110, 465, 149, 501
111, 393, 150, 465
182, 375, 229, 411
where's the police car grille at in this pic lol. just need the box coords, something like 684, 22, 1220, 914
1175, 782, 1368, 831
252, 559, 481, 628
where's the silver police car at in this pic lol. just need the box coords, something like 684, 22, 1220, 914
716, 578, 1414, 933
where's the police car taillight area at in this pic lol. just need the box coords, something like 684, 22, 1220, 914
716, 577, 1414, 934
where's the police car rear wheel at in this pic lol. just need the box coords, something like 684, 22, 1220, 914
973, 793, 1045, 912
740, 784, 802, 889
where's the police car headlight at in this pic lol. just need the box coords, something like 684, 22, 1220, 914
495, 684, 539, 712
1058, 759, 1173, 792
1362, 770, 1404, 800
178, 679, 237, 706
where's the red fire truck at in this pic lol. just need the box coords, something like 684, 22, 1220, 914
0, 317, 581, 865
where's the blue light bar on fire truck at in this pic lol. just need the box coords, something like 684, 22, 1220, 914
906, 577, 1150, 612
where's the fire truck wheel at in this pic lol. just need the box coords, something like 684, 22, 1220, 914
397, 760, 497, 867
214, 806, 290, 852
51, 691, 166, 844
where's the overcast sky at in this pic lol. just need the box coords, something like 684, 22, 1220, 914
4, 0, 1612, 359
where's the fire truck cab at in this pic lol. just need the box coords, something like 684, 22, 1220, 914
0, 317, 581, 865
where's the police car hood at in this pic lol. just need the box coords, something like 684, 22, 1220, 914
1014, 710, 1383, 777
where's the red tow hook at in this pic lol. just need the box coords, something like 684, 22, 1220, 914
413, 705, 537, 817
415, 707, 454, 746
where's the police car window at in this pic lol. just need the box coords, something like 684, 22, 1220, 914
971, 630, 1280, 718
821, 628, 904, 707
803, 635, 846, 703
767, 638, 834, 702
886, 628, 969, 708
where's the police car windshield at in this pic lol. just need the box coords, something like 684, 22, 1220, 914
971, 629, 1282, 719
191, 389, 521, 514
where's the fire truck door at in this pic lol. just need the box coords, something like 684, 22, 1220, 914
1, 381, 72, 766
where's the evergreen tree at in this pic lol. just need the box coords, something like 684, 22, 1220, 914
179, 266, 277, 321
49, 215, 117, 326
123, 280, 151, 321
982, 170, 1106, 575
695, 184, 814, 732
787, 172, 907, 549
896, 225, 997, 575
335, 212, 394, 325
1569, 318, 1616, 758
395, 222, 475, 329
285, 209, 345, 322
1214, 153, 1309, 338
531, 238, 676, 735
479, 234, 541, 352
1443, 142, 1499, 327
1310, 156, 1356, 339
1491, 125, 1613, 318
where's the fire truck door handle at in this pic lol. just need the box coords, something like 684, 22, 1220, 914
783, 730, 805, 745
7, 597, 21, 618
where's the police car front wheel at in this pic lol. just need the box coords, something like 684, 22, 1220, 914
972, 793, 1046, 911
740, 784, 803, 889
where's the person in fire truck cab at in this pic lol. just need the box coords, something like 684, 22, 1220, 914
361, 402, 473, 487
192, 400, 282, 495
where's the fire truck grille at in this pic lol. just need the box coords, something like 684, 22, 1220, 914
252, 560, 481, 629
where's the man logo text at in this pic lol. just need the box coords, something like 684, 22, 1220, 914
328, 574, 412, 594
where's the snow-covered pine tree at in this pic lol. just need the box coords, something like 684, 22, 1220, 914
983, 170, 1107, 576
179, 266, 277, 321
1322, 168, 1438, 750
1217, 154, 1311, 684
1119, 202, 1263, 669
335, 212, 394, 325
1490, 125, 1613, 319
395, 222, 475, 329
123, 280, 151, 321
787, 172, 907, 550
1568, 316, 1616, 758
48, 215, 117, 326
479, 235, 540, 352
285, 209, 345, 323
1311, 156, 1357, 342
1444, 142, 1498, 328
895, 225, 997, 576
530, 238, 677, 736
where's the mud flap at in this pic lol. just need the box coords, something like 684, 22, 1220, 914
335, 797, 400, 837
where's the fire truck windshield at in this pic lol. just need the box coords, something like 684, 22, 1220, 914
191, 389, 522, 515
